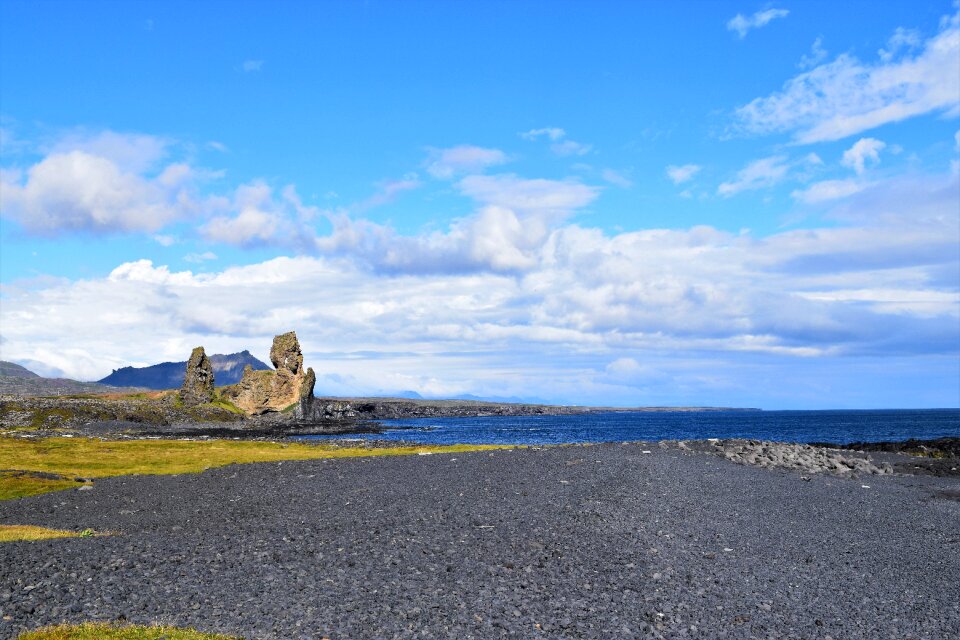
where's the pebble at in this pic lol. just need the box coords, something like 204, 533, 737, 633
1, 442, 956, 639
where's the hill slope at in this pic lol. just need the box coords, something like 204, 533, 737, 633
0, 362, 40, 378
0, 361, 143, 397
98, 350, 271, 390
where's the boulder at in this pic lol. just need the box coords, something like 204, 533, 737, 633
178, 347, 215, 406
223, 332, 315, 415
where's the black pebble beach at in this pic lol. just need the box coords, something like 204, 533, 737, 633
2, 442, 959, 639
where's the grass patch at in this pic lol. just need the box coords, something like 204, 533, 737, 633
0, 436, 513, 500
0, 524, 90, 542
0, 472, 80, 501
204, 397, 244, 415
98, 391, 173, 401
18, 622, 239, 639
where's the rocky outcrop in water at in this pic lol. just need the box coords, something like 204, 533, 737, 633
222, 332, 315, 415
178, 347, 215, 407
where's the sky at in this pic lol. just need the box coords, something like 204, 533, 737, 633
1, 0, 958, 409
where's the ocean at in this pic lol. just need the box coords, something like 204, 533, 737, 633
299, 409, 960, 446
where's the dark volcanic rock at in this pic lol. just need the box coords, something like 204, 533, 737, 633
1, 443, 957, 639
675, 439, 894, 477
819, 438, 960, 477
178, 347, 215, 407
300, 397, 581, 422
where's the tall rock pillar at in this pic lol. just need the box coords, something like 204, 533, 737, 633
179, 346, 215, 406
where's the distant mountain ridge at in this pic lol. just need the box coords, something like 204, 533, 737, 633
0, 361, 41, 378
0, 360, 143, 396
98, 350, 272, 390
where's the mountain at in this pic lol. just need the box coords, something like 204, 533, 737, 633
98, 350, 271, 390
0, 361, 41, 378
0, 360, 143, 397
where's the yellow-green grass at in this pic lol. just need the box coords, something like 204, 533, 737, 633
0, 524, 93, 542
18, 622, 239, 640
0, 472, 81, 501
0, 436, 514, 500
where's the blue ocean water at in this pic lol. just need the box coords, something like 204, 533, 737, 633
300, 409, 960, 446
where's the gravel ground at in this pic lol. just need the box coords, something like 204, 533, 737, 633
2, 442, 958, 639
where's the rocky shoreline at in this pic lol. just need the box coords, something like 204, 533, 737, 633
2, 440, 958, 639
0, 392, 756, 439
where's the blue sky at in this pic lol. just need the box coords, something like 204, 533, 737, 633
1, 0, 958, 408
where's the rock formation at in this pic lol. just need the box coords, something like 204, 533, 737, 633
179, 347, 215, 406
223, 332, 315, 415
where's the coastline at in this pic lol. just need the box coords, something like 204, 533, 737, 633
2, 440, 958, 639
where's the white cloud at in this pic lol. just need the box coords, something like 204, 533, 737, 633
879, 27, 922, 62
791, 179, 868, 204
727, 8, 789, 39
521, 127, 592, 157
0, 150, 193, 234
666, 164, 701, 185
184, 251, 218, 263
194, 170, 601, 275
2, 170, 956, 406
203, 208, 278, 246
842, 137, 886, 174
717, 155, 790, 196
955, 129, 960, 150
355, 176, 421, 210
457, 174, 598, 214
47, 130, 170, 174
313, 174, 602, 274
200, 181, 319, 251
153, 234, 176, 247
242, 59, 264, 72
0, 126, 27, 156
601, 169, 632, 188
425, 145, 508, 178
799, 37, 828, 69
734, 9, 960, 143
550, 140, 592, 157
520, 127, 566, 141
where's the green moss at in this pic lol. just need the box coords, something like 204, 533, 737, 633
208, 396, 244, 415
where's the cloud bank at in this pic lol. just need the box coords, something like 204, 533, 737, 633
2, 166, 956, 405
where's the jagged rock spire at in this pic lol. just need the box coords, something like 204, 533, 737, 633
179, 346, 215, 406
